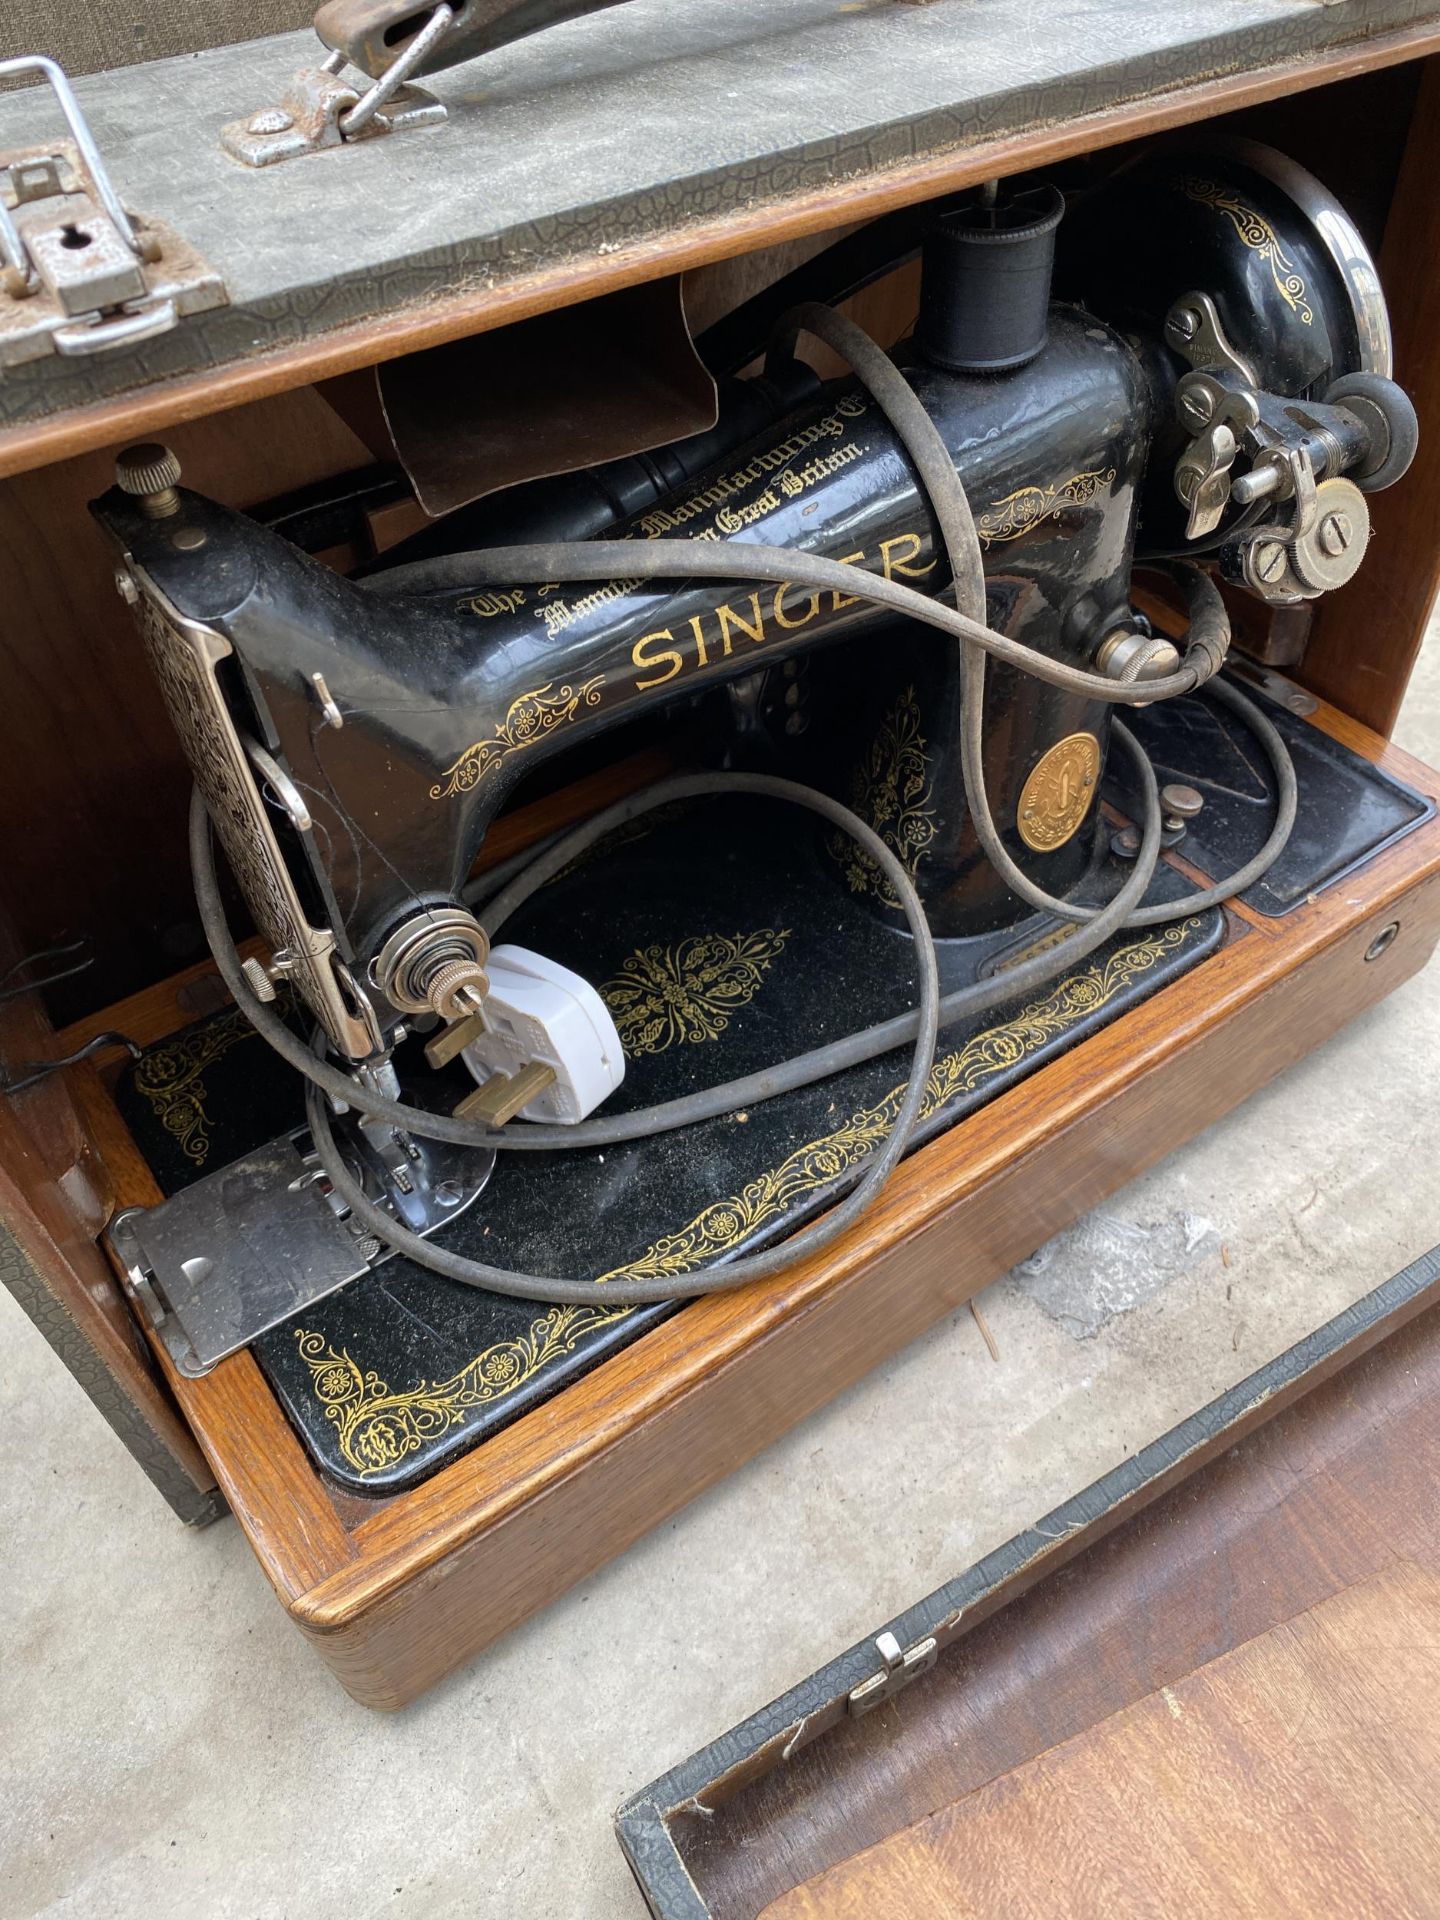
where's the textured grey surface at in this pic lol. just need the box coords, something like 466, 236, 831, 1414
2, 0, 1438, 425
1, 629, 1437, 1914
0, 2, 313, 77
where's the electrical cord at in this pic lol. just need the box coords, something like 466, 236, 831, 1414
233, 771, 941, 1307
367, 532, 1233, 709
752, 306, 1298, 928
460, 827, 568, 907
191, 732, 1159, 1160
298, 746, 1165, 1304
190, 299, 1299, 1301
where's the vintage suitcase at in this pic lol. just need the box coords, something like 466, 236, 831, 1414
2, 0, 1440, 1709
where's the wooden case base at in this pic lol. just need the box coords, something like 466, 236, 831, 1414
64, 692, 1440, 1708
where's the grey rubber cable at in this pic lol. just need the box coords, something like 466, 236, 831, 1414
759, 308, 1298, 928
960, 668, 1297, 925
297, 766, 1164, 1304
460, 826, 568, 906
368, 531, 1234, 708
241, 771, 939, 1306
191, 732, 1159, 1160
365, 297, 1231, 709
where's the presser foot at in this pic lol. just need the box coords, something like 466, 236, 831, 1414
109, 1107, 493, 1378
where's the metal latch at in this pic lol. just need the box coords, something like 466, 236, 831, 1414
847, 1630, 939, 1717
0, 55, 226, 367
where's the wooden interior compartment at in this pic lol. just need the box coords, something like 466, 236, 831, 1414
1, 50, 1439, 1699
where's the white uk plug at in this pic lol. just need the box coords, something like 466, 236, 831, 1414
460, 944, 625, 1123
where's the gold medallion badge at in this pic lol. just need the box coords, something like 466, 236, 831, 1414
1017, 732, 1101, 852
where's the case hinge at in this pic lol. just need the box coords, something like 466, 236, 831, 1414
0, 55, 226, 368
847, 1629, 939, 1717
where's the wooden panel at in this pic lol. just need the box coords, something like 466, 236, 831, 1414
311, 867, 1440, 1705
678, 1267, 1440, 1919
0, 388, 372, 1020
61, 693, 1440, 1706
763, 1563, 1440, 1920
0, 1113, 217, 1509
1300, 55, 1440, 735
0, 910, 214, 1509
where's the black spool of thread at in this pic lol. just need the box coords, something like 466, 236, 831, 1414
915, 183, 1066, 373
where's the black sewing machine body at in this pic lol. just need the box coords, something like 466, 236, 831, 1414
99, 307, 1147, 1010
91, 142, 1434, 1485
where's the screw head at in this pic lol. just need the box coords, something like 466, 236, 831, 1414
1111, 825, 1143, 860
424, 956, 489, 1023
1318, 511, 1353, 557
115, 441, 181, 496
115, 442, 182, 518
1170, 308, 1199, 341
1178, 388, 1212, 431
1252, 540, 1289, 585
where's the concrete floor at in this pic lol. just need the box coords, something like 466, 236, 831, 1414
4, 637, 1439, 1920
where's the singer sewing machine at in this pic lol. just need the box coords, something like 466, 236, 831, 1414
5, 12, 1440, 1708
95, 134, 1424, 1373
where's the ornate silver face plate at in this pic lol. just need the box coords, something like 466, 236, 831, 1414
132, 575, 379, 1060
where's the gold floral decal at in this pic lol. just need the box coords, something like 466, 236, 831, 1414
602, 929, 790, 1057
295, 1307, 631, 1476
593, 922, 1200, 1289
977, 468, 1118, 546
132, 999, 279, 1166
430, 676, 605, 799
296, 922, 1200, 1475
830, 685, 937, 908
1177, 176, 1313, 326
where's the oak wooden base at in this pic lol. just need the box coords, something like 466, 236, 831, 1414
75, 695, 1440, 1708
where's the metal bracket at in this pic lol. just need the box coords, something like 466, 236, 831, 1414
110, 1132, 381, 1377
0, 56, 226, 368
847, 1629, 939, 1717
1164, 290, 1257, 389
219, 5, 453, 168
1227, 445, 1364, 607
108, 1116, 492, 1376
